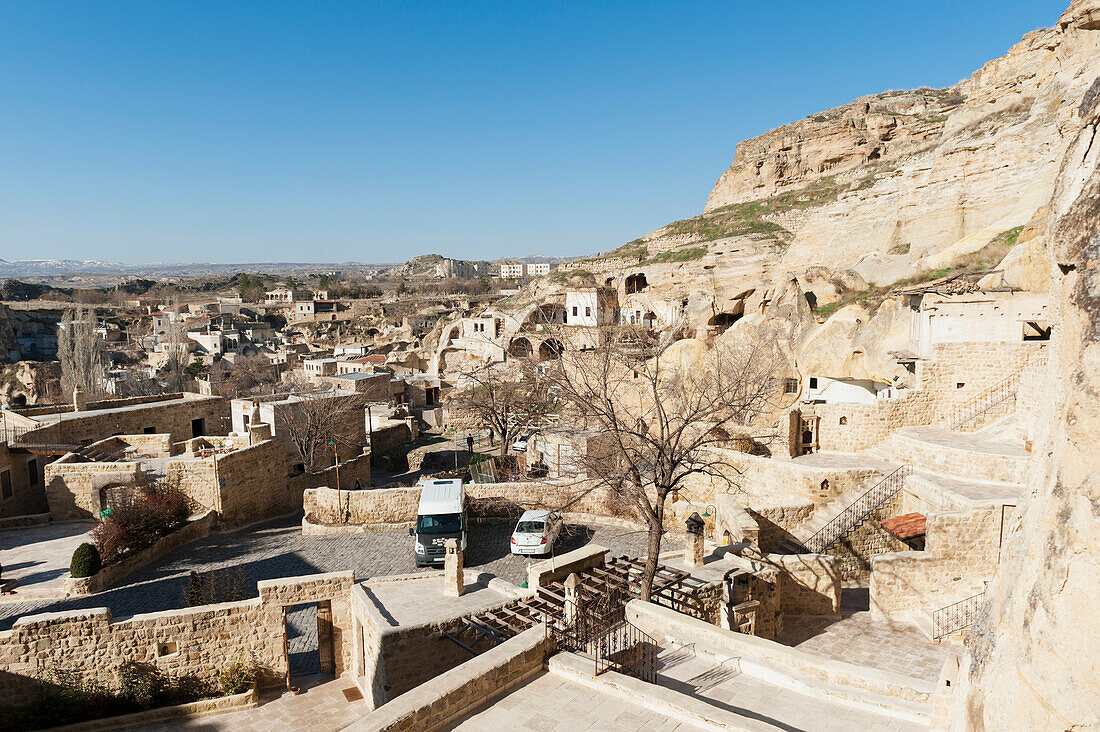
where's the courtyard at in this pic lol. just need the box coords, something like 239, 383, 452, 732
0, 514, 651, 633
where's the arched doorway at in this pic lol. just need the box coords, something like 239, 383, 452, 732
508, 338, 533, 359
539, 338, 564, 360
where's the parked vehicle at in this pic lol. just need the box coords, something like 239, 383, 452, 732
509, 510, 563, 556
410, 479, 466, 567
511, 433, 533, 453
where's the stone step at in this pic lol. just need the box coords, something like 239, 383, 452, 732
888, 427, 1030, 485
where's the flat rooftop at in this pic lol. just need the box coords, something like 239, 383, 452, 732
361, 573, 513, 627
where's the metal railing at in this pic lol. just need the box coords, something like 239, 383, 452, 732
594, 619, 657, 682
932, 591, 985, 643
947, 374, 1019, 432
801, 465, 912, 554
545, 601, 656, 683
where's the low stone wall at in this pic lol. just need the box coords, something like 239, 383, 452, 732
346, 627, 551, 732
628, 600, 935, 705
303, 480, 636, 532
45, 687, 257, 732
0, 512, 51, 531
65, 511, 216, 596
870, 505, 1002, 617
348, 580, 519, 710
0, 571, 354, 712
526, 545, 609, 590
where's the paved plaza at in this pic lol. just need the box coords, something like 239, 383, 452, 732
0, 514, 650, 631
777, 588, 954, 683
147, 675, 369, 732
0, 521, 94, 600
443, 670, 694, 731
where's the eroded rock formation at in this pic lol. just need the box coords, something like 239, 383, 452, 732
949, 66, 1100, 731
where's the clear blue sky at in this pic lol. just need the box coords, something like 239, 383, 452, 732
0, 1, 1067, 265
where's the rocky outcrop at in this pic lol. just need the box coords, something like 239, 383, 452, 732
0, 304, 18, 363
949, 68, 1100, 730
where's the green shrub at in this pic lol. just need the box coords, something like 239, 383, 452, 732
70, 543, 101, 578
218, 660, 257, 695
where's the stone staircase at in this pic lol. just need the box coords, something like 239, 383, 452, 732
776, 464, 910, 555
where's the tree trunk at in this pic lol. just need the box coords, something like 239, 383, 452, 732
639, 496, 666, 602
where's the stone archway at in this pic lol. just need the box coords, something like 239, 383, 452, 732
508, 337, 533, 359
539, 338, 564, 360
625, 273, 648, 294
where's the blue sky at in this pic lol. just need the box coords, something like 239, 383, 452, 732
0, 1, 1067, 265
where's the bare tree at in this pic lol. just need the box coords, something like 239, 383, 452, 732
274, 381, 368, 473
445, 364, 555, 458
535, 321, 779, 600
161, 305, 189, 392
57, 304, 105, 398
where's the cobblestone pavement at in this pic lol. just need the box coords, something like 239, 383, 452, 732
777, 587, 954, 683
0, 515, 650, 631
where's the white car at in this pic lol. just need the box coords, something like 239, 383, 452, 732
511, 433, 532, 453
509, 510, 563, 555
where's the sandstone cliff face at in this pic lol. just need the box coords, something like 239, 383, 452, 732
521, 2, 1100, 390
949, 69, 1100, 730
702, 2, 1100, 286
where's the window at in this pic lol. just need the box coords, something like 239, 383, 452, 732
27, 458, 38, 486
1, 470, 10, 500
1023, 321, 1051, 341
572, 306, 578, 316
144, 426, 156, 434
585, 307, 591, 317
839, 416, 848, 425
783, 378, 799, 394
809, 377, 819, 389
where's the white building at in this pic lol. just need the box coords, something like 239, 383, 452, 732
564, 289, 616, 327
906, 291, 1050, 359
498, 262, 526, 279
527, 262, 552, 277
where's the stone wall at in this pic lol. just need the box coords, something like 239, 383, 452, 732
767, 553, 842, 615
346, 627, 550, 732
746, 502, 815, 553
809, 342, 1046, 452
64, 511, 216, 595
0, 442, 48, 519
348, 579, 518, 711
44, 457, 143, 520
167, 438, 289, 527
17, 394, 229, 448
686, 448, 884, 510
303, 480, 636, 532
870, 505, 1003, 617
0, 571, 353, 712
628, 600, 935, 705
820, 492, 909, 582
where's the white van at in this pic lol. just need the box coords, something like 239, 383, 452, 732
411, 479, 467, 567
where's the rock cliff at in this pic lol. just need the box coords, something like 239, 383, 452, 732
524, 1, 1099, 388
949, 64, 1100, 731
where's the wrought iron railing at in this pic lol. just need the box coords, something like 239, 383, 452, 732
594, 619, 657, 683
946, 374, 1019, 432
932, 591, 985, 643
801, 465, 912, 554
